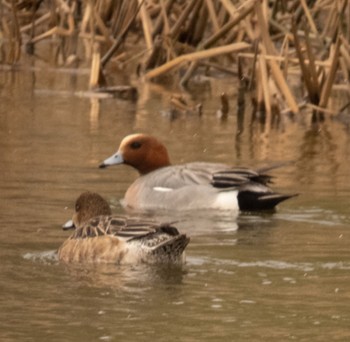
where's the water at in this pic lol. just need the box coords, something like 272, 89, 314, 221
1, 63, 350, 341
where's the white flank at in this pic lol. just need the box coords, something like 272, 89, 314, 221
212, 190, 239, 210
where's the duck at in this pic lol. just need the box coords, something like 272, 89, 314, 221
99, 133, 297, 212
58, 191, 190, 264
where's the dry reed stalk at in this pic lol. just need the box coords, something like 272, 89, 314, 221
169, 0, 198, 40
145, 42, 250, 80
139, 0, 153, 51
89, 43, 101, 89
1, 13, 11, 63
159, 0, 171, 35
202, 0, 255, 49
269, 18, 291, 39
180, 0, 255, 86
340, 45, 350, 70
255, 0, 299, 114
255, 69, 264, 113
299, 0, 318, 35
191, 3, 208, 46
144, 35, 163, 70
220, 0, 254, 42
152, 0, 175, 38
81, 0, 96, 62
318, 36, 341, 109
20, 12, 50, 33
258, 54, 272, 117
237, 56, 246, 108
101, 0, 144, 67
91, 5, 113, 45
186, 0, 206, 45
247, 40, 259, 91
80, 0, 92, 34
170, 96, 193, 113
95, 0, 114, 22
339, 57, 349, 82
10, 0, 22, 63
268, 73, 284, 114
321, 1, 337, 39
306, 103, 340, 115
216, 93, 229, 119
340, 36, 350, 69
304, 26, 321, 100
109, 1, 125, 37
347, 0, 350, 41
29, 2, 75, 44
217, 3, 228, 28
205, 0, 220, 33
238, 52, 332, 67
292, 20, 319, 104
280, 35, 290, 81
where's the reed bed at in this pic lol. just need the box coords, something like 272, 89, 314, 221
0, 0, 349, 115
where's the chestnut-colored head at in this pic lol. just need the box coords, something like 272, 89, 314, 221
100, 134, 171, 175
63, 192, 112, 230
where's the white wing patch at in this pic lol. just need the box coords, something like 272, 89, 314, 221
153, 187, 174, 192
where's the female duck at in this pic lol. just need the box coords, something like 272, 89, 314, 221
58, 192, 189, 264
99, 133, 296, 212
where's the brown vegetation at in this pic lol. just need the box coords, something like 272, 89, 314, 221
0, 0, 349, 116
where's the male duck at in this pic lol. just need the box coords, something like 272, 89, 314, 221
99, 133, 296, 212
58, 192, 190, 264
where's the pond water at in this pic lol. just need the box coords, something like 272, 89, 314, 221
1, 62, 350, 341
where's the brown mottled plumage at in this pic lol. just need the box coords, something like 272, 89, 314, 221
58, 192, 189, 264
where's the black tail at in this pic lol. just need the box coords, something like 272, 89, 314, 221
238, 191, 298, 211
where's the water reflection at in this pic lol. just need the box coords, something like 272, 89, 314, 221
1, 66, 350, 340
23, 249, 186, 290
60, 262, 186, 290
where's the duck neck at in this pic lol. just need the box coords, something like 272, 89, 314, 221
138, 147, 171, 175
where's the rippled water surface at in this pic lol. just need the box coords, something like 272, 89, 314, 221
1, 64, 350, 341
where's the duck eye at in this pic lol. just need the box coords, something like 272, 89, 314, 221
75, 204, 80, 211
130, 141, 142, 149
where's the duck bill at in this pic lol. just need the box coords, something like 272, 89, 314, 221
99, 152, 124, 168
62, 219, 75, 231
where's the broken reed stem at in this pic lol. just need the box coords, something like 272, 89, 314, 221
89, 43, 101, 89
255, 0, 299, 114
205, 0, 220, 33
238, 52, 332, 67
299, 0, 318, 35
306, 103, 340, 115
151, 0, 174, 38
139, 0, 153, 51
2, 0, 347, 112
158, 0, 171, 36
20, 12, 51, 33
292, 19, 318, 104
318, 36, 342, 109
180, 0, 255, 86
101, 0, 144, 67
169, 0, 198, 40
145, 42, 251, 80
92, 5, 113, 45
88, 0, 96, 57
203, 0, 255, 49
29, 3, 75, 44
304, 26, 320, 101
